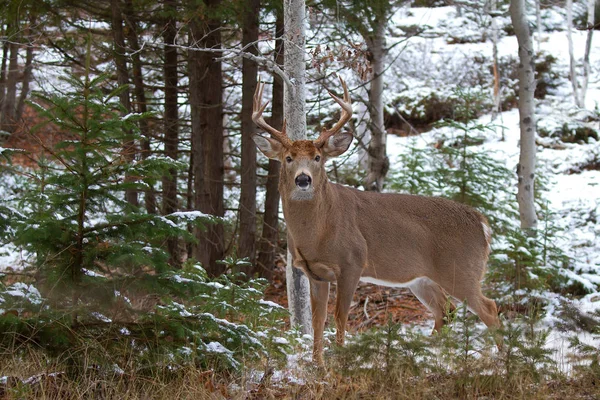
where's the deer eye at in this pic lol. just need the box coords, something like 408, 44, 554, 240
314, 155, 321, 162
285, 156, 293, 163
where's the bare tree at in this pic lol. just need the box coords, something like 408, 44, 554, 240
567, 0, 581, 107
110, 0, 138, 207
123, 0, 156, 214
197, 0, 225, 276
284, 0, 312, 334
581, 0, 596, 107
162, 0, 181, 264
510, 0, 537, 233
238, 0, 261, 270
490, 0, 501, 120
566, 0, 595, 108
321, 0, 403, 192
256, 9, 284, 281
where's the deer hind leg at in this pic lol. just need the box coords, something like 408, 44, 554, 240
309, 280, 330, 365
441, 279, 501, 330
409, 277, 454, 333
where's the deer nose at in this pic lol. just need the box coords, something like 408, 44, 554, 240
295, 173, 312, 189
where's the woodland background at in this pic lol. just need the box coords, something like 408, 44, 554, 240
0, 0, 600, 398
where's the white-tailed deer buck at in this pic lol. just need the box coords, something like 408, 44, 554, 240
252, 76, 501, 364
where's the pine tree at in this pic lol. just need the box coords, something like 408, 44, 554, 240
0, 65, 290, 374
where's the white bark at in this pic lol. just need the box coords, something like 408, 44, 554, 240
567, 0, 582, 107
364, 23, 389, 192
283, 0, 312, 334
356, 94, 370, 172
510, 0, 538, 232
491, 0, 501, 120
535, 0, 542, 53
581, 0, 596, 107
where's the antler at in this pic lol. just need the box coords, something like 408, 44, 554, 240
314, 76, 353, 148
252, 78, 292, 147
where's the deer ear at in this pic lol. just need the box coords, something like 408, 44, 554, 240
321, 131, 353, 157
252, 135, 285, 160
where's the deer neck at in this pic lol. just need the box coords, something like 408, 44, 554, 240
279, 176, 335, 244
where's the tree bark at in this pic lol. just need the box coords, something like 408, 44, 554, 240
364, 23, 389, 192
491, 0, 501, 120
284, 0, 312, 335
0, 39, 8, 119
566, 0, 582, 108
580, 0, 595, 107
195, 0, 225, 276
111, 0, 138, 207
1, 41, 19, 132
123, 0, 156, 214
238, 0, 260, 271
162, 0, 181, 264
189, 1, 206, 267
510, 0, 538, 233
256, 9, 284, 281
15, 32, 34, 124
535, 0, 542, 53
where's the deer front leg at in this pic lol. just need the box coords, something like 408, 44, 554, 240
334, 269, 362, 346
309, 279, 330, 365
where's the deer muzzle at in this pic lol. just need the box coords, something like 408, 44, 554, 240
295, 173, 312, 190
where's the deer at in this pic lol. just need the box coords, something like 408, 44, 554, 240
251, 76, 501, 364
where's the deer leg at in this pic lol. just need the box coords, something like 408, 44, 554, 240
409, 278, 454, 333
442, 280, 503, 348
334, 270, 361, 346
309, 279, 330, 365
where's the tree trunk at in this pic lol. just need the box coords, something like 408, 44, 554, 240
510, 0, 538, 233
162, 0, 181, 264
356, 89, 370, 171
238, 0, 260, 271
195, 0, 225, 276
111, 0, 138, 207
189, 1, 205, 267
1, 41, 19, 132
491, 0, 501, 120
256, 9, 284, 281
535, 0, 542, 53
0, 39, 8, 120
123, 0, 156, 214
15, 30, 34, 124
566, 0, 582, 108
580, 0, 595, 107
284, 0, 312, 335
364, 23, 389, 192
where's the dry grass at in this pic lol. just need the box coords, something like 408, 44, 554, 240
2, 350, 599, 400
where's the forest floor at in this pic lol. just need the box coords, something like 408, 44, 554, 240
264, 257, 431, 333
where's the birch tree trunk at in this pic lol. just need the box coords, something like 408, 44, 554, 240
510, 0, 538, 233
364, 23, 389, 192
535, 0, 542, 53
491, 0, 501, 120
567, 0, 582, 107
284, 0, 312, 334
581, 0, 595, 107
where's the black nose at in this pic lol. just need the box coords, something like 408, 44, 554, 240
295, 173, 312, 188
